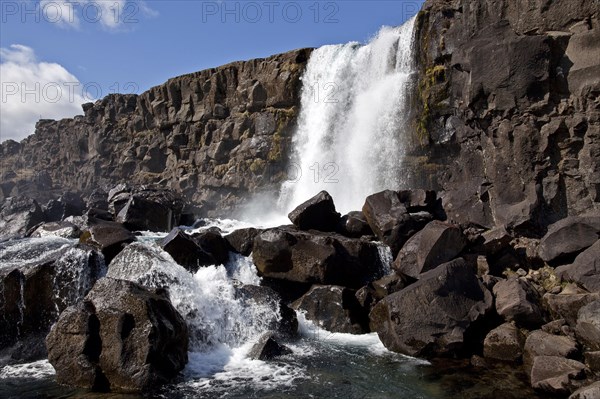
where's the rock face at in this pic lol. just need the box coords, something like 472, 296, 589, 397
292, 285, 369, 334
576, 300, 600, 351
46, 278, 188, 392
393, 220, 466, 278
288, 190, 341, 232
0, 49, 312, 217
412, 0, 600, 232
252, 227, 386, 288
370, 258, 493, 358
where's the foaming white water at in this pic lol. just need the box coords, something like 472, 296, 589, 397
279, 18, 417, 215
0, 359, 55, 379
0, 237, 73, 270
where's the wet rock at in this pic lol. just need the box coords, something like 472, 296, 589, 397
493, 277, 545, 328
44, 192, 86, 222
116, 188, 185, 232
86, 189, 109, 211
160, 228, 222, 272
337, 211, 373, 238
225, 227, 260, 256
576, 300, 600, 351
29, 221, 81, 239
483, 322, 525, 362
292, 285, 369, 334
362, 190, 434, 256
0, 243, 105, 361
80, 220, 136, 263
393, 220, 467, 278
0, 196, 46, 239
355, 273, 409, 312
46, 278, 188, 392
556, 240, 600, 293
530, 356, 589, 395
538, 217, 600, 264
523, 330, 580, 370
252, 227, 386, 288
236, 284, 298, 339
248, 332, 292, 360
107, 242, 177, 286
370, 258, 493, 358
288, 191, 341, 232
191, 230, 229, 265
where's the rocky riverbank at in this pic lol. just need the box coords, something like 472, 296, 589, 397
1, 187, 599, 397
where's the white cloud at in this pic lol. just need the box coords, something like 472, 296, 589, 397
0, 44, 89, 142
35, 0, 158, 31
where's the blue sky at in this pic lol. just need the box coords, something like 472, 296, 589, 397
0, 0, 423, 141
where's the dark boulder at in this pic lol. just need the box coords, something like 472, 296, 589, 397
46, 278, 188, 392
483, 322, 525, 362
252, 227, 386, 288
370, 258, 493, 358
0, 242, 105, 361
225, 227, 260, 256
544, 289, 599, 327
393, 220, 467, 278
493, 277, 545, 328
288, 190, 341, 232
292, 285, 369, 334
523, 330, 580, 371
248, 332, 292, 361
116, 187, 185, 232
0, 196, 45, 239
355, 273, 409, 313
86, 189, 109, 212
191, 230, 229, 265
556, 240, 600, 293
337, 211, 373, 238
362, 190, 434, 256
576, 300, 600, 351
80, 220, 136, 263
569, 381, 600, 399
530, 356, 590, 396
538, 217, 600, 264
44, 192, 86, 222
397, 189, 445, 219
106, 242, 178, 287
160, 228, 223, 272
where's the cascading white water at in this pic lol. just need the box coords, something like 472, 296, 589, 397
279, 17, 416, 215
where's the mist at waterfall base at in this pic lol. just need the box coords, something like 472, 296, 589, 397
1, 20, 541, 399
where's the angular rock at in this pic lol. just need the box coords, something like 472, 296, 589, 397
544, 291, 600, 327
362, 190, 434, 256
116, 188, 185, 232
337, 211, 373, 238
46, 278, 188, 392
0, 196, 45, 239
584, 351, 600, 372
393, 220, 467, 278
248, 332, 292, 361
483, 322, 525, 362
160, 228, 222, 272
481, 226, 514, 256
0, 242, 105, 361
80, 220, 136, 263
556, 240, 600, 293
225, 227, 260, 256
191, 230, 229, 265
493, 277, 545, 328
355, 273, 409, 312
252, 227, 386, 288
370, 258, 493, 358
576, 300, 600, 351
523, 330, 580, 370
44, 192, 86, 222
288, 190, 341, 232
29, 221, 81, 239
530, 356, 589, 395
538, 217, 600, 264
292, 285, 369, 334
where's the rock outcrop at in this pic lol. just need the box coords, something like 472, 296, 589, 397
0, 49, 312, 217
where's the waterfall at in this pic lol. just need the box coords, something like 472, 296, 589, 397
279, 17, 416, 215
